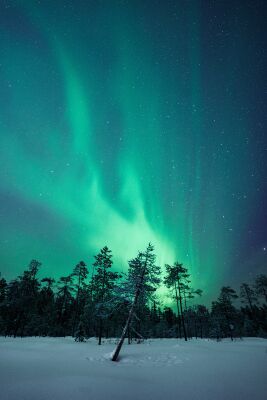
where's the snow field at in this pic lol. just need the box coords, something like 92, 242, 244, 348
0, 337, 266, 400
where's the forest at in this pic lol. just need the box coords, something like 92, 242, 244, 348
0, 244, 266, 345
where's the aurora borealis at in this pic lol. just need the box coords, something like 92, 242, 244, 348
0, 0, 266, 303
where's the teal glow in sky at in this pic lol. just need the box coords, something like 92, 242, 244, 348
0, 0, 267, 302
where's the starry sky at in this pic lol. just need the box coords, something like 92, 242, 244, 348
0, 0, 266, 304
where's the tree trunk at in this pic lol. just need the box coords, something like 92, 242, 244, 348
98, 267, 107, 345
98, 319, 103, 345
177, 277, 187, 341
174, 282, 182, 339
127, 325, 131, 344
194, 318, 198, 339
72, 272, 81, 336
200, 319, 203, 339
244, 285, 254, 315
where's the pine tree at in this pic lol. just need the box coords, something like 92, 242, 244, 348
0, 277, 7, 303
255, 274, 267, 303
164, 263, 189, 341
112, 243, 160, 361
12, 260, 41, 337
240, 283, 257, 313
71, 261, 88, 336
56, 275, 75, 335
211, 286, 238, 340
75, 321, 86, 342
38, 278, 56, 336
195, 305, 209, 339
0, 277, 8, 334
92, 246, 120, 345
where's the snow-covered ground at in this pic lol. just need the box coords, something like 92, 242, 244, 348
0, 337, 266, 400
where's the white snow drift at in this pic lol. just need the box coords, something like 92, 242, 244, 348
0, 337, 266, 400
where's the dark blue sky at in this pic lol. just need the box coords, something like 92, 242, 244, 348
0, 0, 266, 303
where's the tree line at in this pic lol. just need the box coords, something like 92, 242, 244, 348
0, 244, 266, 344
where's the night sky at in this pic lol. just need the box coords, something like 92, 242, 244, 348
0, 0, 266, 303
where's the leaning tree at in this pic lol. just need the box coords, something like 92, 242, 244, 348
112, 243, 160, 361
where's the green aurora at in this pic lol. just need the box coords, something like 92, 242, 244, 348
0, 1, 267, 303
